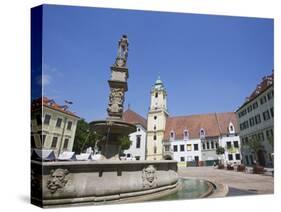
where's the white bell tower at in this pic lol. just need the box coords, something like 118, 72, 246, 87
146, 76, 169, 160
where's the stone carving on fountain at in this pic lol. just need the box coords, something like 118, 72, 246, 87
47, 169, 69, 194
142, 165, 158, 189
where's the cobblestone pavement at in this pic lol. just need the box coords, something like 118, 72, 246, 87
178, 167, 274, 195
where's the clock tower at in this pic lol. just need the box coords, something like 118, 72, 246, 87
146, 76, 169, 160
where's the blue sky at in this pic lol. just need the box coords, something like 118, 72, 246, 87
40, 4, 273, 121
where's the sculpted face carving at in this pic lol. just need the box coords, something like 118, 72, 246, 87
142, 165, 157, 188
47, 169, 69, 193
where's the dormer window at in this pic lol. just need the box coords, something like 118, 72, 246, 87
229, 122, 235, 134
200, 128, 205, 138
183, 129, 189, 140
170, 130, 175, 140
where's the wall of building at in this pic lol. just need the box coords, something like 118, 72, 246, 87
124, 124, 146, 160
31, 106, 79, 157
237, 86, 274, 167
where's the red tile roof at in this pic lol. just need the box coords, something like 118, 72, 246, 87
163, 112, 238, 141
31, 96, 79, 118
246, 73, 273, 103
123, 109, 147, 129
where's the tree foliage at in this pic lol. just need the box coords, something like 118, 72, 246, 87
73, 119, 100, 154
216, 146, 225, 155
245, 136, 264, 165
118, 135, 132, 150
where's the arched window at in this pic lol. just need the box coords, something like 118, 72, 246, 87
200, 128, 205, 138
154, 116, 157, 120
153, 134, 157, 140
183, 129, 189, 140
170, 130, 175, 140
155, 92, 158, 98
229, 122, 235, 134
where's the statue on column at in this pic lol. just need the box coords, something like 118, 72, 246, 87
115, 35, 129, 67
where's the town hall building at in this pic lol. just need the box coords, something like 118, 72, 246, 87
124, 77, 242, 166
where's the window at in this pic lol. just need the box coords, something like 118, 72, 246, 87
164, 145, 170, 151
40, 134, 46, 146
173, 145, 178, 152
63, 138, 69, 149
51, 137, 58, 148
233, 141, 239, 148
270, 107, 274, 118
154, 125, 156, 130
137, 128, 140, 132
247, 105, 252, 113
200, 128, 205, 138
211, 141, 214, 149
67, 121, 72, 130
153, 134, 157, 140
202, 143, 206, 150
44, 114, 51, 125
183, 130, 189, 140
255, 114, 261, 124
260, 96, 267, 105
267, 90, 273, 100
136, 135, 141, 148
170, 131, 175, 140
56, 118, 62, 128
186, 144, 192, 151
263, 110, 270, 121
206, 142, 210, 149
36, 114, 42, 125
31, 135, 36, 148
258, 132, 264, 141
155, 92, 158, 98
226, 142, 232, 149
266, 129, 273, 138
135, 156, 140, 160
249, 117, 255, 127
194, 144, 199, 151
253, 101, 258, 109
235, 154, 241, 160
228, 154, 233, 160
180, 157, 185, 162
180, 144, 185, 152
153, 145, 157, 154
154, 116, 157, 120
215, 142, 219, 149
245, 155, 249, 165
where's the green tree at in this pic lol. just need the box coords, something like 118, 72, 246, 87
216, 146, 225, 164
73, 119, 100, 154
245, 136, 264, 165
118, 135, 132, 150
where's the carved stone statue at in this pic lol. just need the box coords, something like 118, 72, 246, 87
47, 169, 69, 193
142, 165, 157, 189
115, 35, 129, 67
107, 88, 125, 115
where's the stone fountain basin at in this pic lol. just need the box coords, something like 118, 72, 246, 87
89, 120, 136, 135
31, 160, 179, 207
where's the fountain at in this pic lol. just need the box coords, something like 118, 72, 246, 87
31, 35, 180, 207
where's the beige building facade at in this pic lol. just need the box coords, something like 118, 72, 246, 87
31, 97, 80, 157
